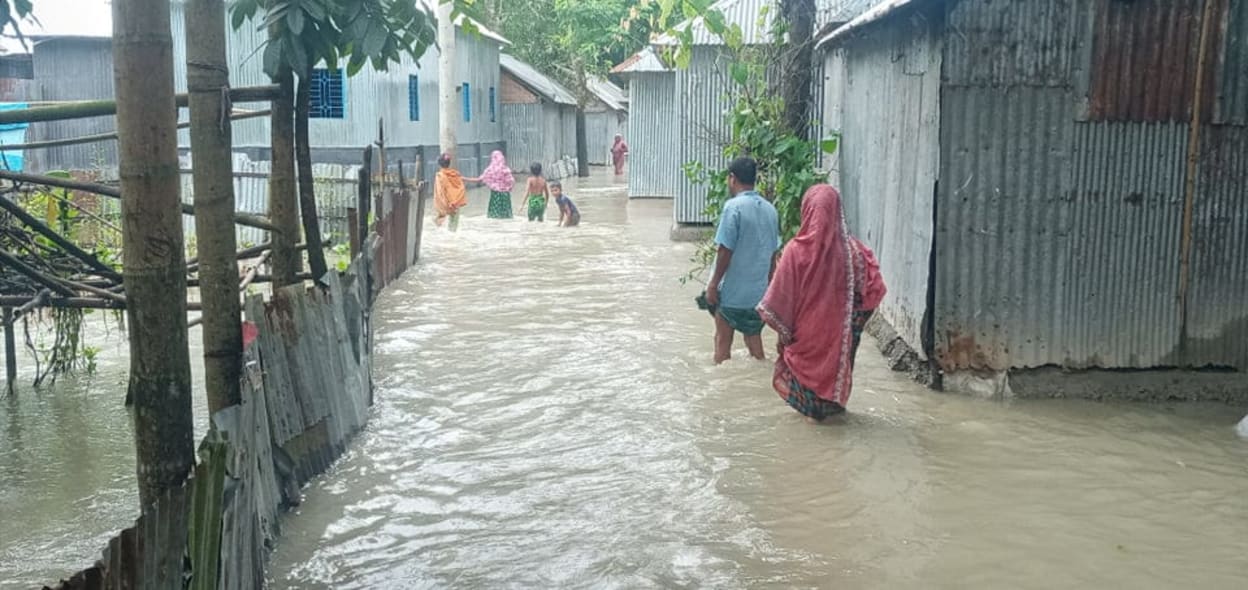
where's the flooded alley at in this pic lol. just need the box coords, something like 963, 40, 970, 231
253, 177, 1246, 589
1, 175, 1246, 589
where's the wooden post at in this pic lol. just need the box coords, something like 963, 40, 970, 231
413, 158, 427, 263
438, 0, 456, 159
359, 147, 373, 302
4, 307, 15, 396
347, 208, 360, 259
1178, 0, 1218, 358
186, 0, 243, 414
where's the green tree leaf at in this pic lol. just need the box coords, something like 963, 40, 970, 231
287, 6, 306, 35
820, 134, 840, 155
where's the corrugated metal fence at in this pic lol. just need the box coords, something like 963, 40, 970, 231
43, 180, 421, 589
180, 161, 362, 247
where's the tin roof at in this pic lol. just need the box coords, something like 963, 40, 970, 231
612, 47, 670, 74
816, 0, 925, 50
653, 0, 873, 46
499, 53, 578, 106
587, 78, 627, 111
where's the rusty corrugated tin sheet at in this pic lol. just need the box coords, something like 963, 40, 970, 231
1186, 126, 1248, 368
1215, 0, 1248, 125
1087, 0, 1227, 122
835, 16, 942, 359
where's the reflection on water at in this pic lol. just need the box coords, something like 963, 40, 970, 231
262, 175, 1248, 589
0, 317, 208, 588
1, 174, 1245, 589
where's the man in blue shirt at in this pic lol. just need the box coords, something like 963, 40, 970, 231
706, 157, 781, 364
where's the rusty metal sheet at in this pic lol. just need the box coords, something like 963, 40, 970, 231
1087, 0, 1228, 123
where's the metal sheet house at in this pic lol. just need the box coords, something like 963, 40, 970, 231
819, 0, 1248, 392
612, 47, 676, 200
613, 0, 873, 221
498, 54, 629, 173
498, 53, 578, 174
584, 78, 629, 167
19, 0, 507, 182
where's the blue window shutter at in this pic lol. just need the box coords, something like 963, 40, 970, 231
309, 68, 345, 119
408, 75, 420, 121
489, 86, 496, 122
462, 82, 471, 122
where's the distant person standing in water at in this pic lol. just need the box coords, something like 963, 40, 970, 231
523, 163, 551, 222
465, 150, 515, 219
758, 185, 887, 421
551, 181, 580, 227
434, 153, 467, 231
611, 134, 629, 176
705, 157, 780, 364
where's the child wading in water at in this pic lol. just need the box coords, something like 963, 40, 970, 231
523, 163, 551, 222
434, 152, 467, 231
465, 150, 515, 219
552, 181, 580, 227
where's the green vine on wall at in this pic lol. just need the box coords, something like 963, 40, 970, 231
676, 10, 839, 284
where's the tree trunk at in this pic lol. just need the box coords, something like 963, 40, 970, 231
574, 64, 590, 178
575, 107, 589, 178
438, 0, 458, 157
269, 67, 300, 287
295, 70, 327, 282
185, 0, 242, 414
112, 0, 194, 510
779, 0, 816, 140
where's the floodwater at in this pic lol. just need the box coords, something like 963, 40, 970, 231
1, 173, 1246, 589
0, 316, 211, 588
263, 175, 1248, 589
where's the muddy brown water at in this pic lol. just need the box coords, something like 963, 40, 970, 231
3, 174, 1247, 589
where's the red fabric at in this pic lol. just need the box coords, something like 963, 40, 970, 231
242, 321, 259, 348
851, 236, 887, 311
758, 185, 857, 408
611, 136, 628, 175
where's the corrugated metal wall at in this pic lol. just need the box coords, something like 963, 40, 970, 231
626, 72, 677, 198
502, 102, 559, 171
1187, 126, 1248, 369
28, 39, 116, 172
585, 110, 623, 166
24, 2, 504, 165
1216, 0, 1248, 125
675, 48, 734, 223
836, 11, 942, 361
929, 0, 1248, 371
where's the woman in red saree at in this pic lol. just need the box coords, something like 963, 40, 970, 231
611, 134, 629, 176
757, 185, 886, 421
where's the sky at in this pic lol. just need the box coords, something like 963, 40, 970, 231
2, 0, 114, 54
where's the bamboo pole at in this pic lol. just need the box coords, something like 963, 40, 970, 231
0, 109, 271, 151
0, 85, 281, 125
1178, 0, 1218, 355
0, 193, 123, 282
0, 169, 277, 231
12, 290, 50, 317
0, 250, 78, 296
4, 307, 15, 396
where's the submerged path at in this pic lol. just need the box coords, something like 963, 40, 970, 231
264, 174, 1247, 589
3, 173, 1242, 589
